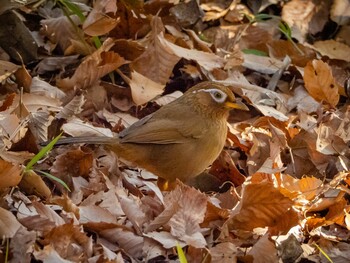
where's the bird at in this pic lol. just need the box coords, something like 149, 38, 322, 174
53, 81, 249, 189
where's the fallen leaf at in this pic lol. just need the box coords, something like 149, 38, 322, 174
330, 0, 350, 25
0, 60, 20, 82
158, 33, 224, 71
227, 182, 293, 231
19, 170, 51, 199
41, 223, 92, 261
57, 38, 127, 90
0, 207, 22, 238
304, 59, 340, 107
248, 234, 278, 263
0, 159, 22, 188
10, 227, 36, 263
313, 40, 350, 62
83, 0, 119, 36
129, 70, 165, 105
131, 17, 181, 85
282, 0, 330, 39
210, 242, 237, 263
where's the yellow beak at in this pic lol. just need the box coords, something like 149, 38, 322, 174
225, 99, 249, 111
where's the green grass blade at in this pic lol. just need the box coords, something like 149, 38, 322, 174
176, 243, 188, 263
254, 13, 274, 21
278, 21, 292, 40
242, 49, 268, 56
58, 0, 86, 22
25, 133, 62, 171
4, 238, 9, 263
92, 36, 102, 48
314, 243, 334, 263
57, 0, 102, 50
37, 170, 71, 192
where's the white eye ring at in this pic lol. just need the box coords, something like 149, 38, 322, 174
192, 88, 228, 103
209, 89, 227, 103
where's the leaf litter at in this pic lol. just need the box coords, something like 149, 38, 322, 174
1, 0, 350, 262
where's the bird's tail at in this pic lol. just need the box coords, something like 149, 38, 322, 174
42, 136, 117, 146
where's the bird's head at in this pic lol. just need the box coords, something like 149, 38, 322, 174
185, 82, 249, 118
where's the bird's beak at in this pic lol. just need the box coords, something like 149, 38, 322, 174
225, 99, 249, 111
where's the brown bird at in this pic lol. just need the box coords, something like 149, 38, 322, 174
54, 82, 248, 189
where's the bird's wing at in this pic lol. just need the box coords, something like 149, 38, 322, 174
119, 112, 206, 144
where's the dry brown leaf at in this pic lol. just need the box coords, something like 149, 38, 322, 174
345, 209, 350, 230
267, 39, 316, 67
18, 214, 57, 233
100, 110, 138, 129
0, 159, 22, 188
19, 170, 51, 199
0, 60, 20, 82
41, 15, 85, 55
282, 0, 330, 39
128, 70, 165, 105
279, 174, 323, 201
240, 23, 275, 54
318, 238, 350, 262
247, 132, 271, 176
29, 111, 54, 142
253, 104, 289, 122
50, 148, 94, 191
30, 77, 66, 100
83, 0, 119, 36
158, 33, 224, 71
202, 201, 230, 227
35, 55, 79, 74
144, 231, 186, 249
210, 242, 237, 263
153, 91, 183, 106
131, 17, 181, 85
79, 205, 117, 224
330, 0, 350, 25
57, 38, 127, 90
33, 245, 74, 263
268, 208, 300, 235
305, 217, 327, 231
201, 1, 237, 21
307, 189, 343, 213
313, 40, 350, 62
32, 201, 66, 226
15, 93, 61, 114
41, 223, 92, 261
14, 65, 32, 93
62, 117, 113, 137
304, 60, 340, 107
227, 182, 293, 231
51, 195, 80, 220
10, 227, 36, 263
56, 94, 86, 120
248, 234, 278, 263
209, 150, 246, 187
146, 183, 208, 248
100, 227, 144, 257
118, 194, 148, 231
325, 197, 347, 226
167, 185, 208, 248
242, 53, 285, 74
0, 110, 26, 144
0, 207, 22, 238
287, 86, 321, 113
316, 123, 347, 155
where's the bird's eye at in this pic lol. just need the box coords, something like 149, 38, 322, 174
214, 92, 222, 99
209, 89, 227, 103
